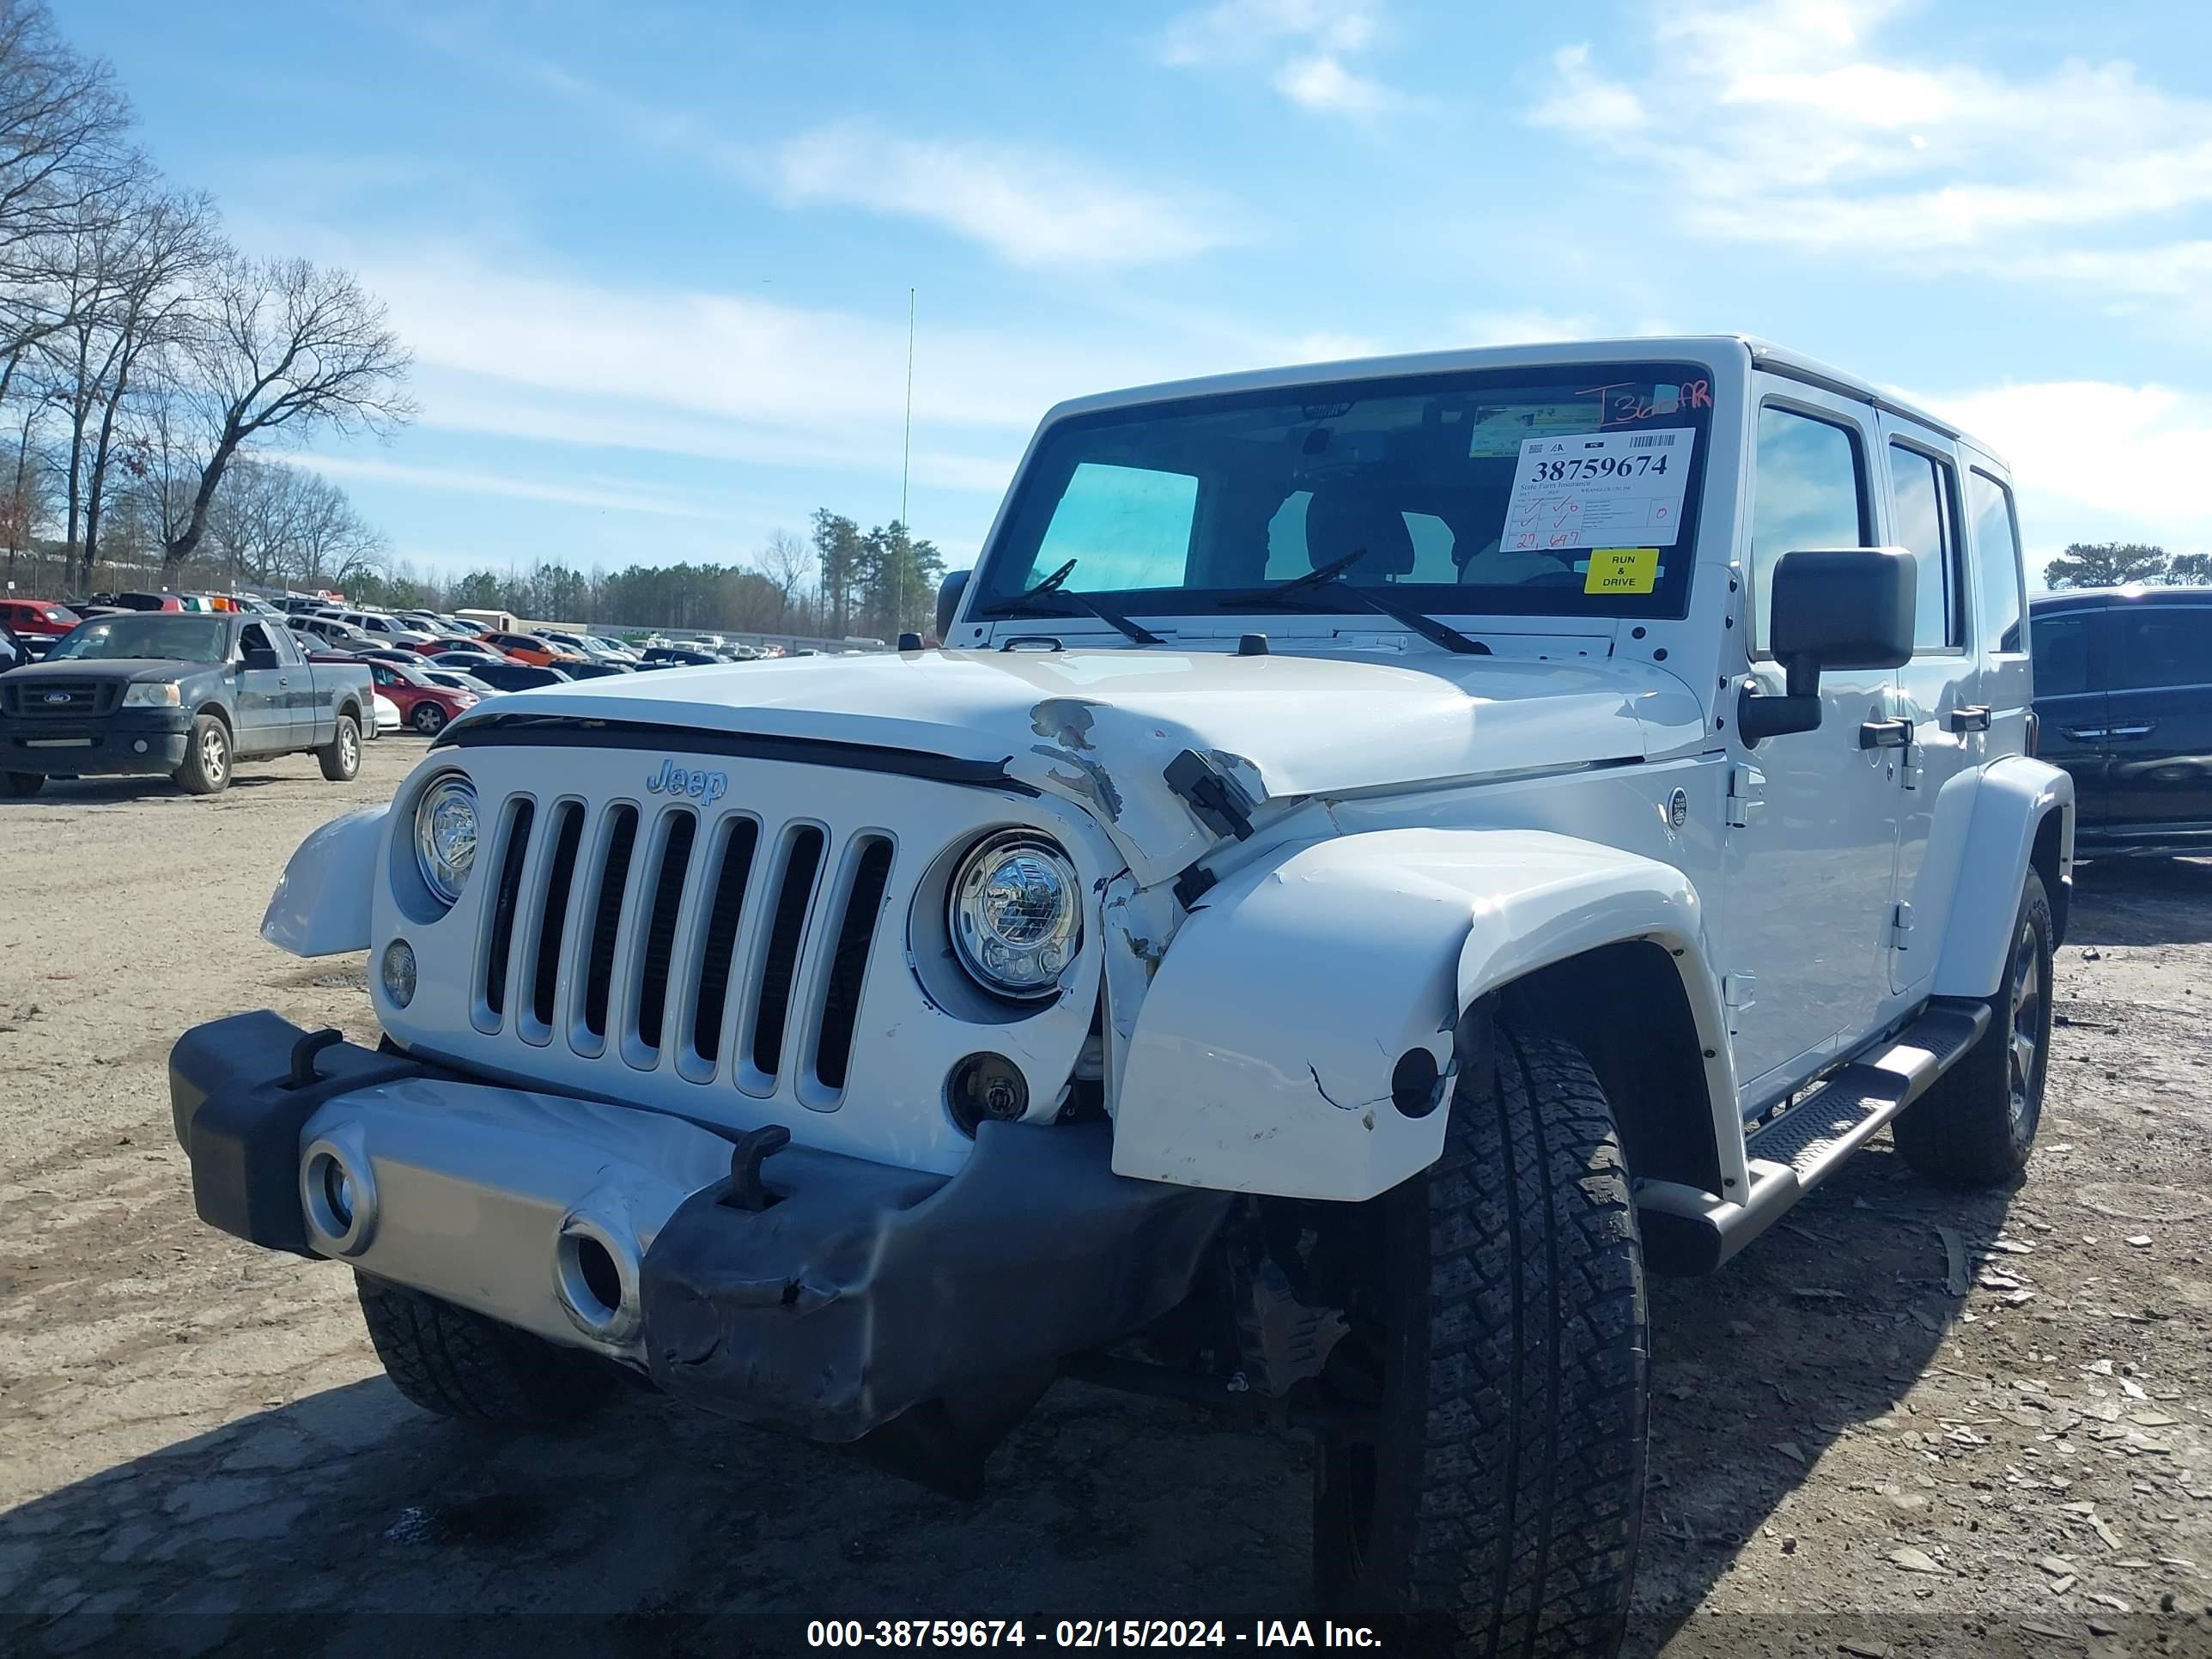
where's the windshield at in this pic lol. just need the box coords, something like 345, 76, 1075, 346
47, 615, 228, 663
976, 360, 1717, 623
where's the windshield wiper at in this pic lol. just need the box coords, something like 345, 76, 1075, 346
1213, 550, 1491, 656
976, 558, 1166, 646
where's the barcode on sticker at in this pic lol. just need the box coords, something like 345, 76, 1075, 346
1629, 433, 1676, 449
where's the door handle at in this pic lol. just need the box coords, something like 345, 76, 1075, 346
1858, 717, 1913, 750
1946, 705, 1991, 732
2061, 726, 2108, 742
2108, 723, 2156, 740
277, 678, 289, 686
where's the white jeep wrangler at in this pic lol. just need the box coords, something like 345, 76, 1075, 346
171, 337, 2070, 1656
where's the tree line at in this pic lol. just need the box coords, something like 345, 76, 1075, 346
0, 0, 413, 592
355, 514, 949, 641
2042, 543, 2212, 589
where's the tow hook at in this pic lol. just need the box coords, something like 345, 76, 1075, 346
721, 1123, 790, 1212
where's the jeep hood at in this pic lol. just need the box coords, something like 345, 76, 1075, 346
451, 648, 1707, 884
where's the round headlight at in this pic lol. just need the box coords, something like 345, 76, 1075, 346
947, 832, 1081, 1000
412, 774, 478, 906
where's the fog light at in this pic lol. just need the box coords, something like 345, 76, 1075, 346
947, 1052, 1029, 1136
132, 738, 148, 753
323, 1160, 355, 1230
380, 939, 416, 1007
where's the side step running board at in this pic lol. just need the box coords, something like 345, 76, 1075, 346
1637, 1000, 1991, 1276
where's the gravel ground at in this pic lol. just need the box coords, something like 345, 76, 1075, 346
2, 740, 2209, 1656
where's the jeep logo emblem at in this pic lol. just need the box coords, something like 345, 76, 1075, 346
645, 759, 728, 804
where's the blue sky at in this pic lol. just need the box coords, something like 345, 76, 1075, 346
61, 0, 2212, 583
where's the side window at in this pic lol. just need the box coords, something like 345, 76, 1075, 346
1887, 442, 1964, 651
1967, 469, 2026, 652
1751, 405, 1869, 652
239, 624, 271, 657
2028, 613, 2092, 697
1031, 462, 1197, 592
2113, 610, 2212, 691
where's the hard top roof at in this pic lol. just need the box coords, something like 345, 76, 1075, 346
1042, 335, 1996, 465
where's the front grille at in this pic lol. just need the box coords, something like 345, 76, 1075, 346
471, 794, 893, 1102
3, 680, 117, 718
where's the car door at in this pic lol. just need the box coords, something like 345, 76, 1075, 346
231, 623, 288, 753
2103, 603, 2212, 839
1876, 420, 1981, 994
2027, 606, 2109, 828
1724, 388, 1903, 1097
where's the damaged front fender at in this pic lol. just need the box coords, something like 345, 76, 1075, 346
1111, 827, 1731, 1202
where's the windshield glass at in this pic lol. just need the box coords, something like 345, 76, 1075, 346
976, 360, 1717, 621
47, 615, 228, 662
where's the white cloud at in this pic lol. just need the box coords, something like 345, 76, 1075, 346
1530, 1, 2212, 266
1162, 0, 1405, 117
1458, 309, 1604, 347
1915, 380, 2212, 550
765, 124, 1244, 269
287, 453, 718, 519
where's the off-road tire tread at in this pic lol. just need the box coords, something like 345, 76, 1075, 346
318, 713, 361, 781
356, 1274, 614, 1424
1893, 872, 2052, 1188
1320, 1018, 1646, 1657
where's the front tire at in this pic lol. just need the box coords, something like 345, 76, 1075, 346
3, 771, 44, 798
1313, 1011, 1648, 1657
410, 701, 447, 737
1893, 869, 2053, 1186
173, 715, 231, 795
319, 713, 361, 781
356, 1276, 617, 1424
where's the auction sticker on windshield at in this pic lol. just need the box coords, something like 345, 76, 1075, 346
1500, 428, 1695, 552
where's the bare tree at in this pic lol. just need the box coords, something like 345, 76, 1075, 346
0, 0, 135, 395
159, 254, 413, 572
752, 527, 813, 623
43, 182, 216, 583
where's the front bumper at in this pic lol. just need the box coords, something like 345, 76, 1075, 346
0, 714, 190, 775
170, 1012, 1231, 1447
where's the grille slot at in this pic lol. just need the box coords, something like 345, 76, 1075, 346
477, 799, 536, 1028
578, 805, 639, 1048
630, 810, 698, 1063
525, 802, 586, 1039
747, 826, 826, 1088
688, 816, 761, 1071
812, 837, 894, 1096
7, 679, 115, 718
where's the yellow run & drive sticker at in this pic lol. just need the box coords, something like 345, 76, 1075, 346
1584, 547, 1660, 595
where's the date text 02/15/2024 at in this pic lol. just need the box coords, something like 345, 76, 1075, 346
804, 1620, 1384, 1650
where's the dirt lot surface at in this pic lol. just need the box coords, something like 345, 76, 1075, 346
3, 741, 2210, 1657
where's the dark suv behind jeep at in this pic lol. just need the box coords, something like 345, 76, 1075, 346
2028, 586, 2212, 857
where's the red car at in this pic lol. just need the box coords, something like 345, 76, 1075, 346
362, 657, 480, 735
0, 598, 80, 641
409, 635, 511, 662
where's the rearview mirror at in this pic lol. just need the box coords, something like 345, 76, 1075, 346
1740, 549, 1915, 743
936, 569, 971, 641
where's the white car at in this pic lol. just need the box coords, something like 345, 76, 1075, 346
170, 336, 2069, 1657
371, 692, 399, 737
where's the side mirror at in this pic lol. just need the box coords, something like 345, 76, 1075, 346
1740, 549, 1915, 744
936, 569, 971, 641
240, 647, 279, 672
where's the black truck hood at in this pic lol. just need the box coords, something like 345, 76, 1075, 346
1, 657, 219, 684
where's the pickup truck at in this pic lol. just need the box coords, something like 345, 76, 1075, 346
0, 611, 375, 798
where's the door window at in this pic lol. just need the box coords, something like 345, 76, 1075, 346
1751, 405, 1869, 652
1887, 444, 1964, 651
2112, 609, 2212, 691
2028, 613, 2093, 696
1030, 462, 1198, 592
1966, 470, 2026, 652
